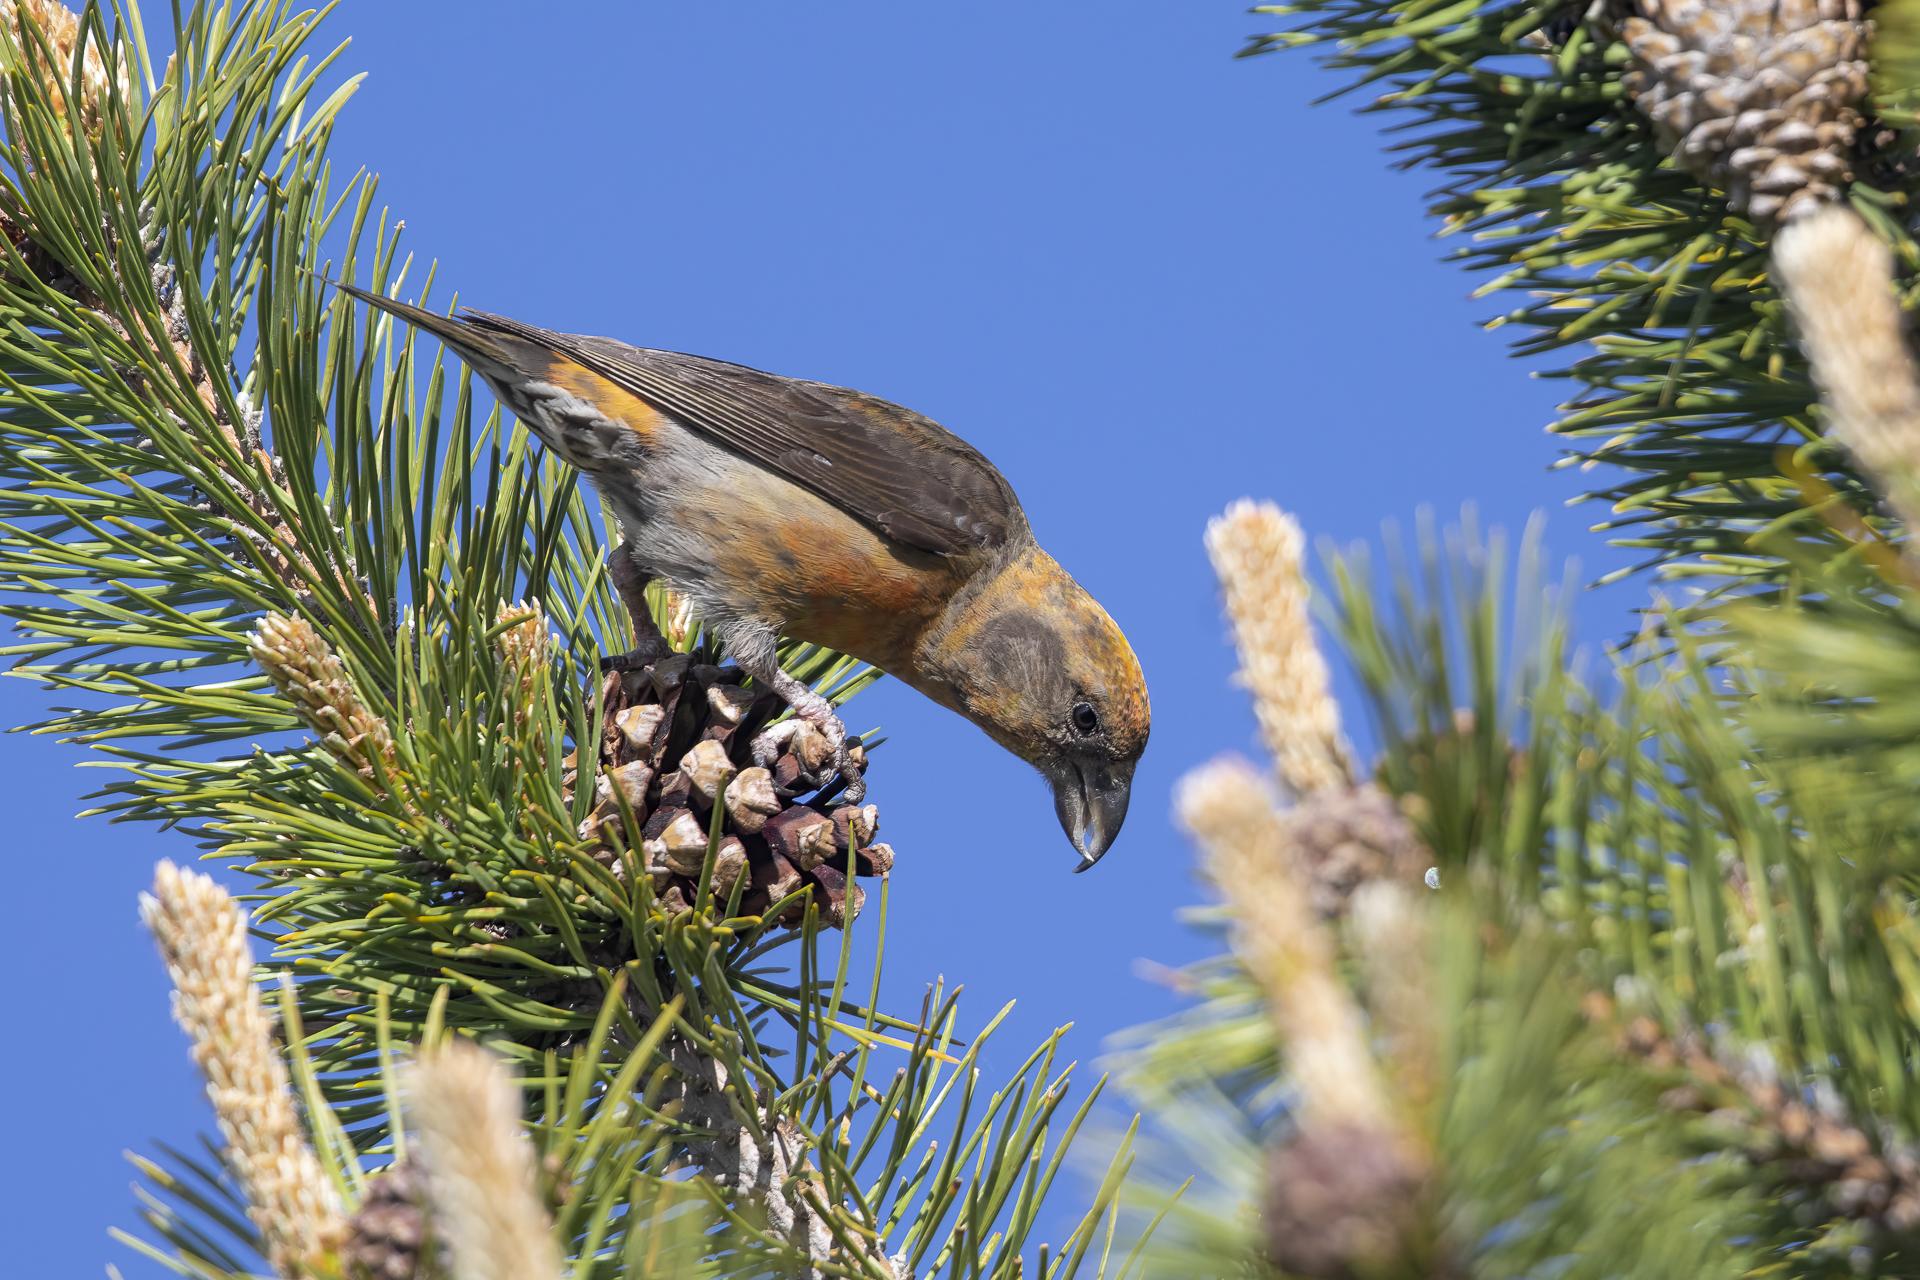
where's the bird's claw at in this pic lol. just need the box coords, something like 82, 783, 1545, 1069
832, 741, 867, 805
599, 636, 673, 674
806, 713, 867, 803
751, 719, 800, 771
802, 711, 867, 802
749, 714, 866, 802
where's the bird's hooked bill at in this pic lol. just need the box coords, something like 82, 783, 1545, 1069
1054, 757, 1134, 872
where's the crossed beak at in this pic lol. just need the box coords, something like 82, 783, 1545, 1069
1051, 757, 1136, 872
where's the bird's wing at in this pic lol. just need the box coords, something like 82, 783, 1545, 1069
462, 310, 1027, 558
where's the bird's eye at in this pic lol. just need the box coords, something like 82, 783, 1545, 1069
1071, 701, 1100, 735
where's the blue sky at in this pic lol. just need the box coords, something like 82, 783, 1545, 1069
14, 3, 1639, 1270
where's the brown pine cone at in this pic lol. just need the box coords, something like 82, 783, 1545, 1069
343, 1162, 431, 1280
1592, 997, 1920, 1236
1285, 784, 1431, 920
1618, 0, 1870, 225
569, 657, 891, 928
1265, 1123, 1432, 1278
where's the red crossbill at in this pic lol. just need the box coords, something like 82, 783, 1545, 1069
338, 284, 1149, 868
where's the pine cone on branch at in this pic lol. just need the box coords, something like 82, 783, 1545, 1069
566, 655, 889, 929
1618, 0, 1871, 225
1591, 995, 1920, 1237
343, 1162, 432, 1280
1264, 1123, 1435, 1279
1286, 783, 1431, 921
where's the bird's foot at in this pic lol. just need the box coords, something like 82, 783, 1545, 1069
818, 713, 866, 804
599, 634, 674, 674
749, 719, 798, 770
751, 710, 866, 803
607, 542, 677, 670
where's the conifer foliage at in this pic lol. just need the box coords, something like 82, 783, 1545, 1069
1102, 0, 1920, 1274
13, 0, 1920, 1276
0, 4, 1137, 1276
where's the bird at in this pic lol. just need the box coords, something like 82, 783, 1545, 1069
335, 283, 1150, 869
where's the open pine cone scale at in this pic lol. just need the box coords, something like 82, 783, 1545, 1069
567, 654, 889, 930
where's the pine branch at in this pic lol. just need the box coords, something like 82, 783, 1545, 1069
0, 5, 1143, 1277
1240, 0, 1920, 595
1117, 507, 1920, 1274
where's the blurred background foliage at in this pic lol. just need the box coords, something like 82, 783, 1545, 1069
1106, 0, 1920, 1275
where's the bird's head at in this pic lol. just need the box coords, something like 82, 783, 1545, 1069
915, 545, 1150, 870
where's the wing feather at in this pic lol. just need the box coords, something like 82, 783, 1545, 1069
463, 311, 1026, 558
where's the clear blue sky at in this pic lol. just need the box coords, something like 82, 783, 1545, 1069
14, 3, 1637, 1271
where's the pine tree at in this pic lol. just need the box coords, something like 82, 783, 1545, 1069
0, 4, 1139, 1276
1104, 0, 1920, 1275
15, 0, 1920, 1277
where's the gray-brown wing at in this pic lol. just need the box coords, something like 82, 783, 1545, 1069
462, 311, 1027, 558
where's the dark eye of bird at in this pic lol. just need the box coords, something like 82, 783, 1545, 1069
1072, 701, 1099, 735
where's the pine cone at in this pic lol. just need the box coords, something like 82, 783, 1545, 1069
343, 1163, 431, 1280
1591, 996, 1920, 1236
1285, 784, 1431, 920
1265, 1123, 1431, 1278
1619, 0, 1870, 225
566, 655, 889, 929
